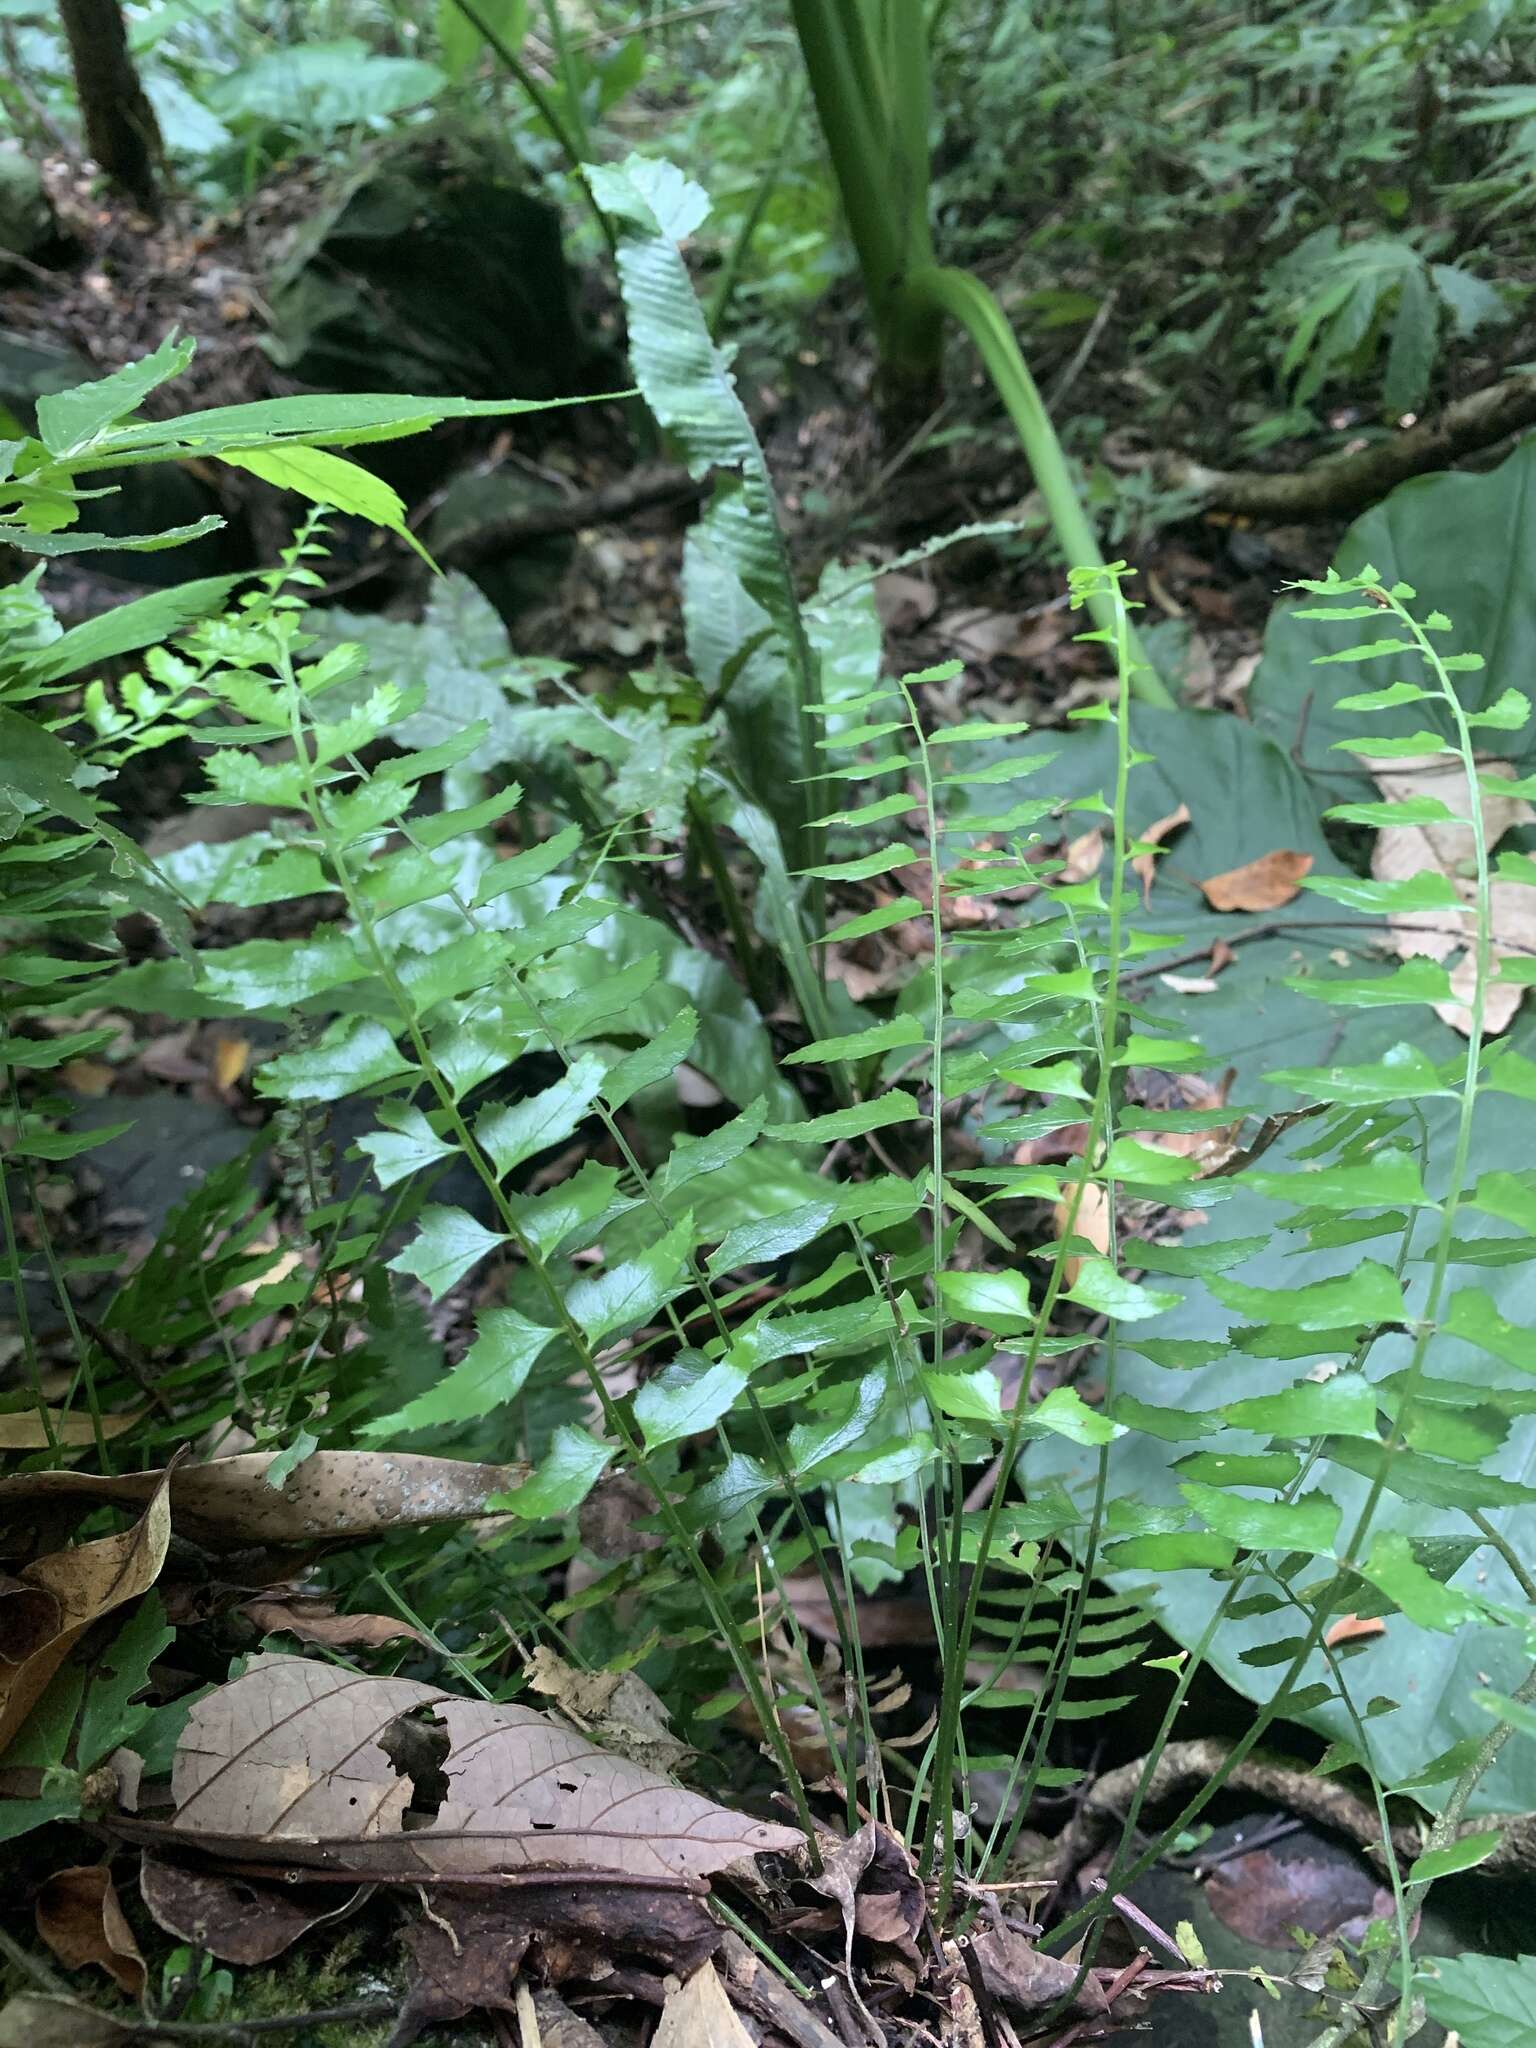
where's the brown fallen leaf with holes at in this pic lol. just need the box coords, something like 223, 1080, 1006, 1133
1198, 848, 1313, 911
1131, 802, 1191, 903
122, 1653, 802, 1883
0, 1451, 529, 1556
34, 1865, 145, 1997
1368, 753, 1536, 1036
0, 1471, 170, 1752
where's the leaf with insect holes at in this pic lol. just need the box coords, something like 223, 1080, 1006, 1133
158, 1654, 802, 1879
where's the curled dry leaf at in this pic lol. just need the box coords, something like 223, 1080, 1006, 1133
1131, 802, 1191, 903
0, 1470, 170, 1752
1198, 849, 1313, 912
1369, 753, 1536, 1036
524, 1644, 689, 1775
0, 1451, 529, 1555
152, 1654, 801, 1882
1058, 827, 1105, 884
238, 1591, 426, 1652
34, 1865, 145, 1996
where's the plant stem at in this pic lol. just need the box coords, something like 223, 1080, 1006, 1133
906, 266, 1173, 706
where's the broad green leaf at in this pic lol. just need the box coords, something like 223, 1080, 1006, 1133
1176, 1452, 1302, 1489
922, 1367, 1005, 1425
1358, 1532, 1483, 1634
1469, 1173, 1536, 1235
498, 1424, 614, 1520
363, 1308, 557, 1437
198, 932, 371, 1009
764, 1092, 923, 1144
601, 1007, 698, 1109
797, 843, 919, 883
783, 1015, 927, 1066
254, 1017, 413, 1101
1025, 1385, 1123, 1446
218, 445, 428, 560
635, 1352, 748, 1449
1302, 872, 1460, 915
1444, 1288, 1536, 1372
1208, 1262, 1406, 1330
1132, 1235, 1270, 1277
936, 1268, 1033, 1335
1221, 1372, 1379, 1440
1418, 1952, 1536, 2048
1182, 1482, 1341, 1556
1265, 1043, 1452, 1104
566, 1213, 693, 1345
386, 1206, 508, 1300
1239, 1146, 1433, 1211
35, 335, 196, 455
1104, 1533, 1237, 1572
77, 1593, 173, 1769
475, 1057, 606, 1180
790, 1367, 887, 1475
357, 1104, 456, 1190
1408, 1831, 1503, 1884
1065, 1261, 1180, 1322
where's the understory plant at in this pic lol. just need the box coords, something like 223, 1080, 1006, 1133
2, 172, 1536, 2046
786, 0, 1172, 700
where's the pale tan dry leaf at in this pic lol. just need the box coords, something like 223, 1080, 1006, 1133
0, 1472, 170, 1751
1198, 849, 1313, 911
34, 1865, 145, 1996
59, 1059, 114, 1098
1210, 938, 1237, 973
524, 1644, 688, 1774
0, 1408, 140, 1450
0, 1451, 530, 1555
211, 1034, 251, 1089
1131, 802, 1191, 903
1159, 973, 1218, 995
937, 606, 1021, 663
1059, 829, 1105, 884
1368, 753, 1536, 1036
1055, 1181, 1110, 1286
651, 1961, 755, 2048
874, 571, 938, 632
0, 1993, 133, 2046
162, 1654, 801, 1881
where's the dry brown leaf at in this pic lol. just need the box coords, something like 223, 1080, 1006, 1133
1131, 802, 1191, 903
1199, 849, 1313, 912
1368, 754, 1536, 1036
139, 1854, 369, 1965
0, 1451, 529, 1555
651, 1961, 755, 2048
34, 1865, 145, 1996
155, 1654, 801, 1881
0, 1409, 140, 1450
238, 1593, 426, 1652
0, 1471, 170, 1751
